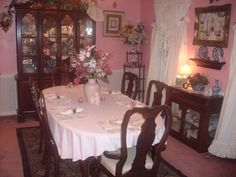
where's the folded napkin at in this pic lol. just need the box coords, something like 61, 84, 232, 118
60, 107, 83, 115
134, 101, 146, 108
109, 116, 144, 130
115, 101, 146, 109
99, 120, 121, 133
45, 94, 65, 100
111, 91, 121, 95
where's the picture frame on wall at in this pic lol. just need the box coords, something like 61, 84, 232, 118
193, 4, 231, 48
103, 10, 124, 37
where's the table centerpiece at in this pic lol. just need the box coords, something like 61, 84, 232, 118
71, 45, 112, 104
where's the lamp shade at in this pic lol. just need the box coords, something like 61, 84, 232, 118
180, 63, 192, 76
86, 5, 104, 22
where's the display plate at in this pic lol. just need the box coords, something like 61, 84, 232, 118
212, 47, 224, 62
198, 46, 209, 60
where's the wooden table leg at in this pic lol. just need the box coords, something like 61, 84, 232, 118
79, 159, 89, 177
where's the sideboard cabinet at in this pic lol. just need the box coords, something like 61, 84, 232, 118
169, 87, 223, 152
15, 3, 95, 122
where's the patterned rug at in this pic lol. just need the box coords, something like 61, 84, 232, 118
17, 127, 187, 177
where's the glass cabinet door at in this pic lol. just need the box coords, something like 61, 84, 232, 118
21, 13, 37, 74
171, 102, 200, 141
42, 15, 57, 74
78, 17, 95, 49
61, 14, 74, 61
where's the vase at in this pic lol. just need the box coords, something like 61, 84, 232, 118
212, 79, 220, 96
84, 79, 101, 105
129, 45, 137, 52
192, 84, 205, 91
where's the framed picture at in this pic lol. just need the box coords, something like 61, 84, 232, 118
193, 4, 231, 48
103, 11, 124, 37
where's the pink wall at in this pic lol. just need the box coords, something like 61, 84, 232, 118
96, 0, 141, 69
0, 0, 141, 74
140, 0, 236, 92
187, 0, 236, 92
1, 0, 235, 92
0, 0, 17, 74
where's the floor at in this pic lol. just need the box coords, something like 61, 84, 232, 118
0, 116, 235, 177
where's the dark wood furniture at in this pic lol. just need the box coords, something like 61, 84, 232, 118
123, 51, 145, 101
145, 80, 170, 107
121, 72, 139, 99
38, 92, 61, 177
169, 87, 223, 152
15, 3, 95, 122
90, 105, 172, 177
190, 58, 226, 70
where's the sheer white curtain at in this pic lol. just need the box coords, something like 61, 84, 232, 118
208, 24, 236, 159
146, 0, 191, 87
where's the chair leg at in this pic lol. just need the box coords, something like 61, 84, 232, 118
89, 158, 101, 177
54, 157, 60, 177
38, 130, 43, 154
44, 154, 51, 177
42, 142, 47, 165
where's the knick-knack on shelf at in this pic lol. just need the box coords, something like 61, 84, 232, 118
212, 79, 221, 96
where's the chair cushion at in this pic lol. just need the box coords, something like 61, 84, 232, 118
100, 147, 153, 176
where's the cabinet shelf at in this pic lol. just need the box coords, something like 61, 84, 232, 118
190, 58, 226, 70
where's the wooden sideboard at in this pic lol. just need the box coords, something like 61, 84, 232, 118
169, 87, 223, 152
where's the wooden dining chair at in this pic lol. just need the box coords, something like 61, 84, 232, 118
145, 80, 171, 107
121, 72, 139, 99
90, 105, 172, 177
37, 92, 62, 177
29, 77, 46, 154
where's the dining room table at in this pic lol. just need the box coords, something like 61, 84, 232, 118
42, 84, 165, 177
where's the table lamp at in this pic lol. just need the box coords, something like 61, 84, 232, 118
176, 63, 192, 87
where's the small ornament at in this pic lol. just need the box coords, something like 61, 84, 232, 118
212, 79, 221, 96
198, 46, 209, 60
212, 47, 224, 62
112, 0, 117, 8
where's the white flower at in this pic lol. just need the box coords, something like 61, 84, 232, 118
87, 45, 96, 51
89, 59, 96, 68
86, 51, 91, 58
79, 50, 86, 61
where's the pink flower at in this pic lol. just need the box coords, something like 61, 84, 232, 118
71, 45, 112, 83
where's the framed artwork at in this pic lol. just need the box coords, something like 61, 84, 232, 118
193, 4, 231, 48
103, 11, 124, 37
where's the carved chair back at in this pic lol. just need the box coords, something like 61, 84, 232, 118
121, 72, 139, 99
94, 105, 172, 177
145, 80, 170, 107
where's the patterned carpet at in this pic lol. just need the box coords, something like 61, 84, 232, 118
16, 127, 187, 177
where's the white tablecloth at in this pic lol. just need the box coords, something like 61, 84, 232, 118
43, 85, 164, 161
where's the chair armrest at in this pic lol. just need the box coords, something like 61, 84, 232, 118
103, 151, 121, 160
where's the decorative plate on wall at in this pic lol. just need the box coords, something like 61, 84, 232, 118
198, 46, 209, 60
212, 47, 224, 62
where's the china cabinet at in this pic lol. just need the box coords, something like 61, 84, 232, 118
123, 51, 145, 101
15, 3, 96, 122
169, 87, 223, 152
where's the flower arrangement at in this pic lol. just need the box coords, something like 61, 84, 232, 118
71, 45, 112, 84
187, 73, 209, 91
0, 11, 13, 32
120, 21, 147, 47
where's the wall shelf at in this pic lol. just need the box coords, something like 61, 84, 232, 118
190, 58, 226, 70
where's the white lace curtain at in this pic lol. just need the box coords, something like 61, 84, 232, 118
208, 24, 236, 159
146, 0, 191, 87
